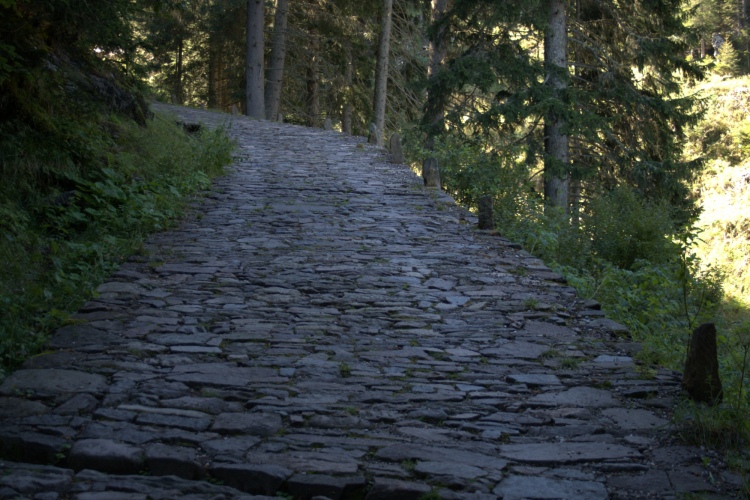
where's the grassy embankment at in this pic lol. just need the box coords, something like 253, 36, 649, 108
0, 110, 235, 376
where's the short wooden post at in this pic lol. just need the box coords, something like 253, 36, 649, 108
368, 123, 381, 145
389, 133, 404, 164
683, 322, 723, 405
478, 195, 494, 230
422, 158, 441, 188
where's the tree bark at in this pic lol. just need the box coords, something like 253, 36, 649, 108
372, 0, 393, 147
543, 0, 569, 213
306, 33, 320, 127
245, 0, 265, 118
342, 46, 353, 135
174, 37, 184, 105
265, 0, 288, 121
208, 31, 221, 109
425, 0, 448, 150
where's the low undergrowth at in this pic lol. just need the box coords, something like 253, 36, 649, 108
403, 125, 750, 475
0, 112, 234, 375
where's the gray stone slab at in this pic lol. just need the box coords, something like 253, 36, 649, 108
522, 320, 578, 338
526, 387, 618, 408
286, 474, 367, 500
481, 342, 550, 360
209, 462, 292, 495
47, 324, 125, 349
493, 475, 608, 499
375, 443, 507, 471
500, 442, 640, 464
506, 374, 561, 386
246, 451, 360, 475
601, 408, 669, 430
144, 443, 203, 479
0, 369, 108, 398
669, 469, 717, 493
606, 469, 671, 494
0, 430, 69, 464
589, 318, 629, 334
0, 397, 49, 418
211, 412, 282, 436
365, 478, 432, 500
67, 439, 144, 474
414, 461, 487, 480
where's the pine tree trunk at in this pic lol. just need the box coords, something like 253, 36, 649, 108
265, 0, 288, 121
208, 34, 220, 109
372, 0, 393, 147
342, 46, 353, 135
543, 0, 569, 213
425, 0, 448, 150
306, 33, 320, 127
175, 37, 184, 105
245, 0, 265, 118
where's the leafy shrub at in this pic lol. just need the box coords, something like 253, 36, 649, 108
586, 187, 680, 270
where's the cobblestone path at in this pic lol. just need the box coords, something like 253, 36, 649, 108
0, 105, 740, 499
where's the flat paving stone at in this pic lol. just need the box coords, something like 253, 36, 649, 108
526, 386, 618, 408
0, 369, 108, 398
493, 475, 608, 499
500, 442, 641, 464
67, 439, 144, 474
0, 103, 733, 499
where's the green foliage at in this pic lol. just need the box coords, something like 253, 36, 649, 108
0, 113, 234, 372
714, 41, 742, 77
587, 188, 679, 270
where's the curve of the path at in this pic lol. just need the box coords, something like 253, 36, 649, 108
0, 105, 737, 499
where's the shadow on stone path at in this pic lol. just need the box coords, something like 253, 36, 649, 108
0, 104, 740, 499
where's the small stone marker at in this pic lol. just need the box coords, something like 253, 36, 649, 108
368, 123, 380, 145
478, 195, 494, 230
389, 133, 404, 164
323, 118, 333, 130
230, 104, 240, 116
422, 158, 441, 188
683, 322, 723, 404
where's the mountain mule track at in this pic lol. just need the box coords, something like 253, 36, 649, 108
0, 104, 740, 499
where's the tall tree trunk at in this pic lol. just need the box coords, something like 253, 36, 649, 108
342, 46, 353, 135
425, 0, 448, 150
265, 0, 288, 121
543, 0, 569, 213
245, 0, 265, 118
372, 0, 393, 147
175, 37, 184, 105
208, 33, 220, 109
306, 33, 320, 127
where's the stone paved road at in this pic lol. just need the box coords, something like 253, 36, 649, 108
0, 105, 741, 499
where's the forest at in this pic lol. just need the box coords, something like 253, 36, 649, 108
1, 0, 749, 480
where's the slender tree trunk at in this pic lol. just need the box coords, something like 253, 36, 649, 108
265, 0, 288, 121
175, 37, 184, 104
425, 0, 448, 150
372, 0, 393, 147
543, 0, 569, 213
208, 34, 220, 109
306, 33, 320, 127
342, 46, 353, 135
245, 0, 265, 118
